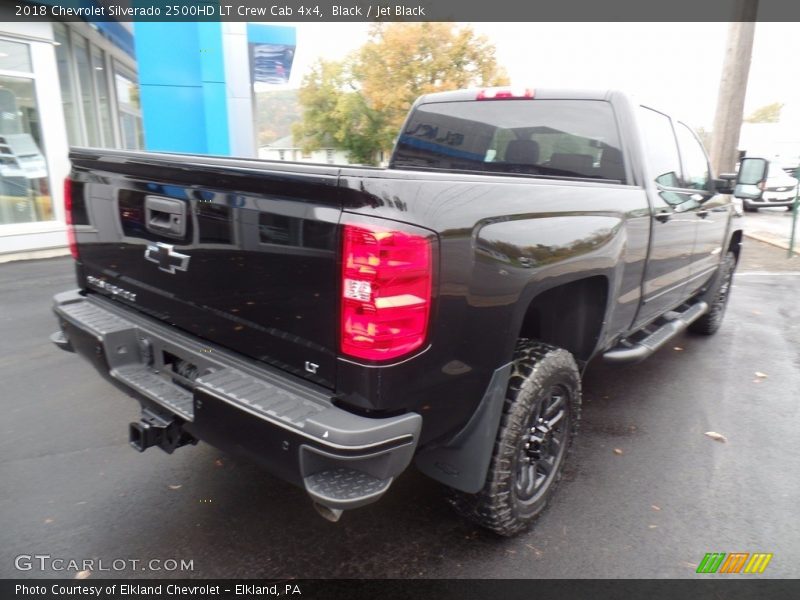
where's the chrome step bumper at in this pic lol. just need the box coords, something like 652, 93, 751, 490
52, 289, 421, 512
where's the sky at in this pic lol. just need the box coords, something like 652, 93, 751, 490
262, 21, 800, 130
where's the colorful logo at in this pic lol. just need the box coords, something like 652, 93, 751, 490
696, 552, 773, 574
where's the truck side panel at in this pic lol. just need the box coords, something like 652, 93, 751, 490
336, 169, 650, 445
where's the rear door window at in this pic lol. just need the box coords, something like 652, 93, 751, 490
674, 122, 711, 190
392, 99, 626, 182
638, 107, 682, 188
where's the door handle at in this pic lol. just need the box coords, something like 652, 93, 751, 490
697, 209, 709, 218
145, 196, 187, 239
654, 210, 672, 223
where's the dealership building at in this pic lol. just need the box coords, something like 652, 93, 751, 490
0, 18, 294, 258
0, 19, 140, 256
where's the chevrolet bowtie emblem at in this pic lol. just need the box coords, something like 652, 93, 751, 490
144, 242, 190, 274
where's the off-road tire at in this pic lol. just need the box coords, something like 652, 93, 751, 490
689, 251, 736, 335
448, 340, 581, 537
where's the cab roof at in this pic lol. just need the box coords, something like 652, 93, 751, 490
415, 88, 622, 105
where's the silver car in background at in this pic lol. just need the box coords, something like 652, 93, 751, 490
737, 161, 798, 212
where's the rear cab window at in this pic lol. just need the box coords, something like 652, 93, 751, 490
392, 98, 626, 183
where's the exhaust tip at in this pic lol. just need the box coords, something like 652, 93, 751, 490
313, 503, 343, 523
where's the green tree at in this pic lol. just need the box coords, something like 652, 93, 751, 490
293, 23, 510, 165
744, 102, 784, 124
255, 89, 301, 146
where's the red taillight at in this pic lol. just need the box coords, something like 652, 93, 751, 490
341, 222, 433, 361
64, 177, 79, 260
476, 87, 535, 100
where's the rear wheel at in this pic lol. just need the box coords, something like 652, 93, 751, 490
689, 251, 736, 335
448, 340, 581, 536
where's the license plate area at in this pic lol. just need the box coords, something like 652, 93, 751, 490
105, 331, 221, 421
162, 350, 201, 391
56, 294, 335, 426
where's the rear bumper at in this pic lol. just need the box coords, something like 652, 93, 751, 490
52, 290, 421, 511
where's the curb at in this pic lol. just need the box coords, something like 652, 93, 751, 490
743, 230, 794, 253
0, 247, 70, 264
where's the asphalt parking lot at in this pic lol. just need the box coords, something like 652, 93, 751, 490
1, 240, 798, 579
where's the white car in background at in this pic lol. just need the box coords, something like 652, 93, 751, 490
738, 162, 798, 212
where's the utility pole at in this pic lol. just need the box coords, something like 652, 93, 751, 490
708, 0, 759, 176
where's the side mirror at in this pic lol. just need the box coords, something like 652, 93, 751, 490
734, 157, 769, 201
714, 173, 737, 194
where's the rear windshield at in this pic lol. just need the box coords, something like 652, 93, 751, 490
392, 99, 625, 182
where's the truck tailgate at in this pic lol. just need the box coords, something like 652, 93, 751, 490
69, 150, 342, 388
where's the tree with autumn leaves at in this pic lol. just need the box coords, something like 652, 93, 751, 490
292, 23, 509, 165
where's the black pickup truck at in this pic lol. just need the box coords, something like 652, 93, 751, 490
51, 88, 769, 536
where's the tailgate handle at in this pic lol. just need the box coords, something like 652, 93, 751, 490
145, 196, 186, 238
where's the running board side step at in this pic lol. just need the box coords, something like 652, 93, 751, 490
603, 301, 708, 364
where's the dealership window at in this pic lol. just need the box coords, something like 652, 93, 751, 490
92, 46, 114, 148
52, 23, 141, 150
114, 64, 142, 150
53, 23, 80, 144
0, 39, 32, 72
73, 33, 101, 147
0, 40, 52, 225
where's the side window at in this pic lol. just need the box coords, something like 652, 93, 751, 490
638, 107, 682, 188
675, 123, 710, 190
